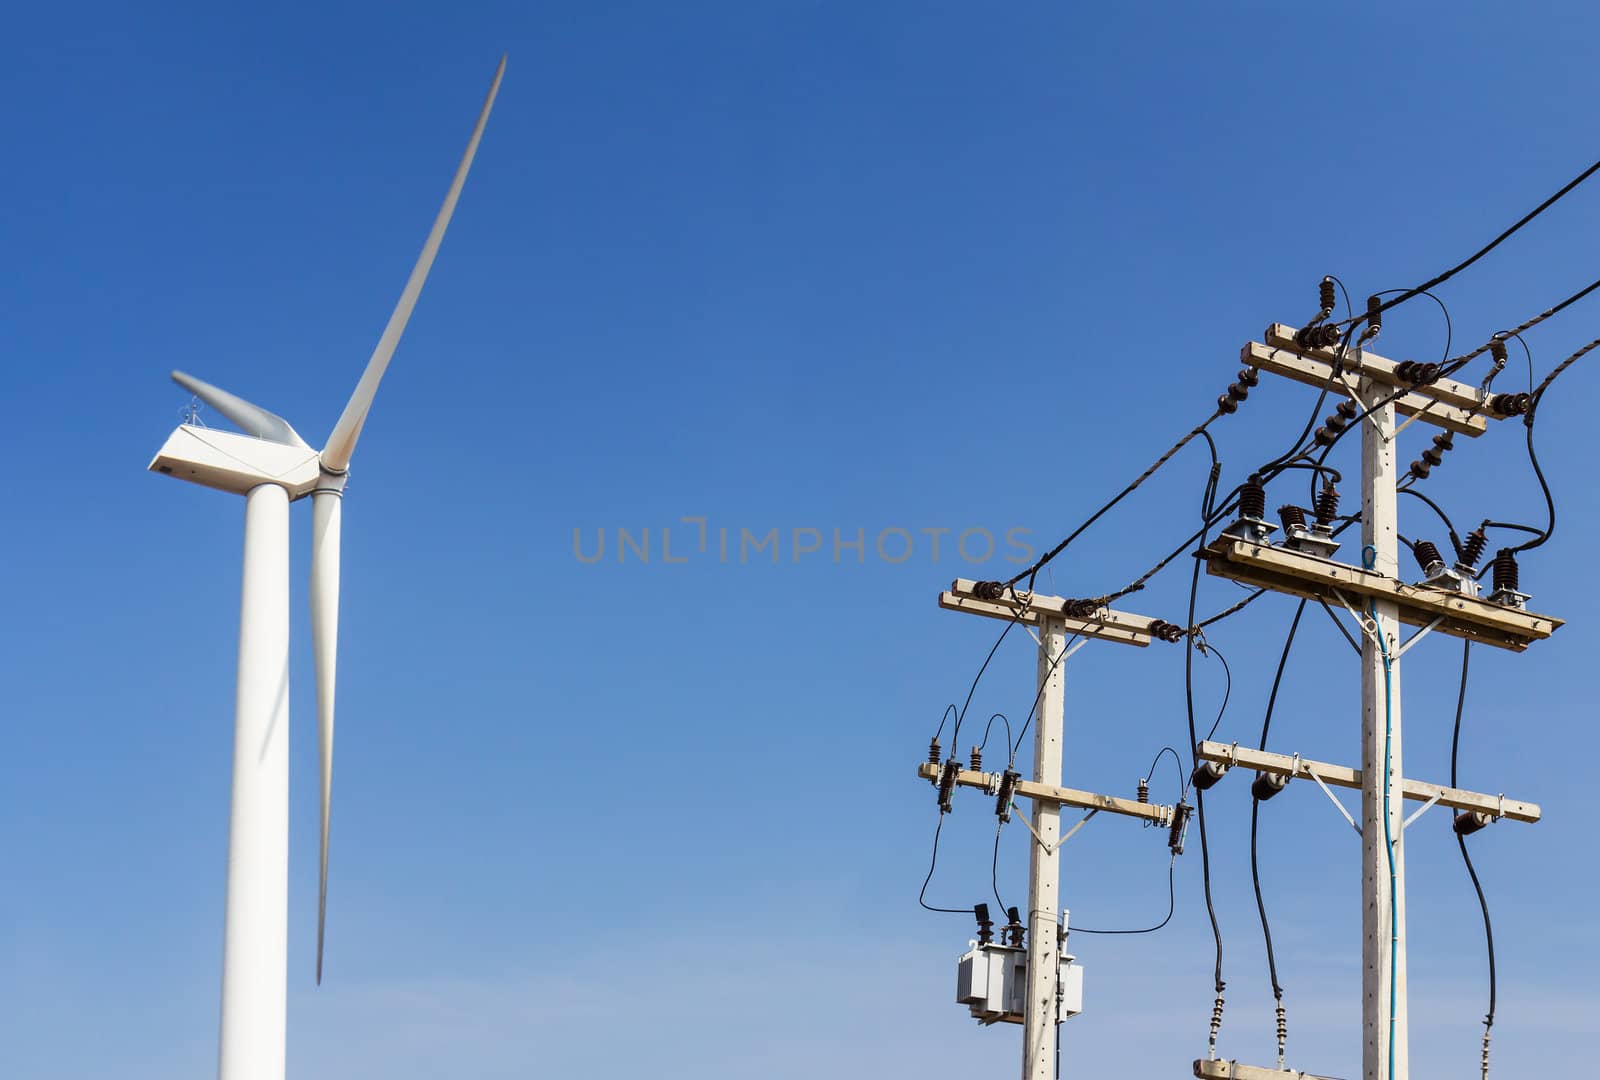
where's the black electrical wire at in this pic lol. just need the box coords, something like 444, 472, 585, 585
977, 712, 1013, 756
1145, 745, 1186, 796
1454, 276, 1600, 368
1450, 641, 1497, 1041
1009, 627, 1086, 761
1200, 642, 1232, 744
990, 823, 1008, 917
1338, 155, 1600, 331
1069, 858, 1177, 935
1251, 601, 1305, 1014
1398, 488, 1464, 555
932, 703, 957, 742
1186, 454, 1228, 1007
949, 604, 1029, 750
1531, 334, 1600, 401
1197, 588, 1268, 630
917, 815, 970, 915
1505, 413, 1555, 555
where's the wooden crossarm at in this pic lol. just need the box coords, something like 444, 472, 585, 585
1194, 741, 1541, 823
1242, 340, 1488, 437
938, 578, 1162, 646
1201, 537, 1560, 652
915, 762, 1172, 825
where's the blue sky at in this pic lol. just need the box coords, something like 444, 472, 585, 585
5, 3, 1600, 1077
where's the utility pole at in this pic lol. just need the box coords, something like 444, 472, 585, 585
1022, 615, 1065, 1080
922, 581, 1184, 1079
1193, 324, 1561, 1080
1358, 374, 1407, 1078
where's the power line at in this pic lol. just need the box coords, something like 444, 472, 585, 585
1340, 155, 1600, 330
1450, 641, 1497, 1075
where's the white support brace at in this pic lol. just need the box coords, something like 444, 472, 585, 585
1394, 616, 1444, 659
1305, 764, 1362, 837
1401, 790, 1443, 831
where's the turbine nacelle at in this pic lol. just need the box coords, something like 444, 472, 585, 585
149, 421, 324, 499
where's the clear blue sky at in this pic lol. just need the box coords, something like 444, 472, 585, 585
4, 3, 1600, 1077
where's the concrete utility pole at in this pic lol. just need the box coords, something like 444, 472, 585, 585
1358, 375, 1407, 1080
1196, 324, 1561, 1080
1022, 616, 1066, 1080
922, 581, 1179, 1078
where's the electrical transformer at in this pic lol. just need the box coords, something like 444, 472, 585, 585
955, 941, 1083, 1026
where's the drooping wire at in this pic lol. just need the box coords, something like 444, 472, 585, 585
1006, 420, 1222, 588
1071, 745, 1185, 936
1337, 155, 1600, 332
1069, 857, 1177, 936
917, 814, 970, 915
990, 822, 1008, 917
949, 605, 1029, 750
977, 712, 1014, 756
1398, 487, 1464, 555
1250, 600, 1305, 1067
1184, 441, 1228, 1055
1450, 640, 1496, 1076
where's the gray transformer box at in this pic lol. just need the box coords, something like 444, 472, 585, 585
955, 942, 1084, 1026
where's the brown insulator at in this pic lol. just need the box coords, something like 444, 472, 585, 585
1492, 548, 1519, 594
970, 746, 982, 772
1319, 277, 1336, 317
1458, 527, 1488, 570
1296, 323, 1342, 349
1237, 367, 1260, 388
1361, 294, 1383, 341
1490, 340, 1509, 366
973, 580, 1004, 601
929, 737, 942, 766
1490, 392, 1530, 417
1136, 777, 1149, 804
1217, 392, 1240, 415
1226, 381, 1251, 404
1454, 810, 1491, 836
1314, 483, 1340, 524
974, 903, 994, 945
1147, 619, 1185, 643
1239, 474, 1267, 520
1409, 459, 1432, 480
1278, 505, 1308, 533
1063, 598, 1100, 619
1411, 540, 1446, 577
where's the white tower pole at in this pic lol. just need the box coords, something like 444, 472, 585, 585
1359, 375, 1407, 1080
218, 482, 291, 1080
1021, 615, 1066, 1080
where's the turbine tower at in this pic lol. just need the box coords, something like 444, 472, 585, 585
148, 56, 504, 1080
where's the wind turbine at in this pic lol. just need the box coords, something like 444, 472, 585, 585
148, 56, 504, 1080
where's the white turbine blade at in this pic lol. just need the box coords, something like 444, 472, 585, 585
309, 489, 342, 984
321, 55, 506, 473
171, 370, 309, 448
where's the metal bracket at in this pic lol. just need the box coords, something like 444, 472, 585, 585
1394, 615, 1444, 659
1304, 764, 1361, 837
1402, 789, 1443, 831
1389, 398, 1443, 442
1330, 589, 1385, 650
1317, 598, 1362, 654
1014, 805, 1099, 855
